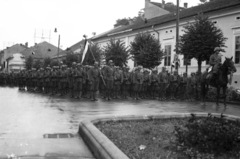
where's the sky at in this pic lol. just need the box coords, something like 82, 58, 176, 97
0, 0, 200, 50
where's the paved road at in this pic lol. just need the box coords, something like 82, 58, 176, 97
0, 86, 240, 158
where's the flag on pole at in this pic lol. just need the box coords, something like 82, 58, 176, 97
81, 40, 89, 64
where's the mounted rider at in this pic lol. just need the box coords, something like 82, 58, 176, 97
209, 47, 222, 80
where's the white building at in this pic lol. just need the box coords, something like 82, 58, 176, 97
91, 0, 240, 87
6, 53, 25, 73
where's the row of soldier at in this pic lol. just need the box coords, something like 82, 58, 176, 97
0, 60, 202, 101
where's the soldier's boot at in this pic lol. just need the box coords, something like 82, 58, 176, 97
94, 91, 98, 101
116, 91, 119, 99
90, 91, 94, 101
78, 91, 82, 99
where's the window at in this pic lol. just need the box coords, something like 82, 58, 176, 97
236, 16, 240, 20
213, 21, 217, 24
235, 36, 240, 64
183, 55, 191, 66
164, 45, 171, 66
166, 31, 168, 33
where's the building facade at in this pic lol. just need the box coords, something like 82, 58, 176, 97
91, 0, 240, 88
0, 43, 28, 71
6, 53, 25, 73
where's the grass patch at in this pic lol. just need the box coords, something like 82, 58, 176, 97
95, 116, 240, 159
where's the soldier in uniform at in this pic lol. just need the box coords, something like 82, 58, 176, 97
179, 72, 188, 100
149, 68, 159, 99
50, 66, 58, 95
122, 66, 131, 99
74, 63, 84, 99
169, 70, 179, 100
31, 68, 37, 92
45, 67, 51, 94
188, 72, 197, 101
88, 62, 100, 101
68, 62, 76, 98
133, 66, 143, 100
208, 47, 222, 81
99, 65, 107, 99
102, 60, 115, 101
158, 67, 169, 101
113, 66, 122, 99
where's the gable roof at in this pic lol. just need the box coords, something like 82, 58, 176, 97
20, 41, 61, 59
52, 39, 85, 59
92, 0, 240, 41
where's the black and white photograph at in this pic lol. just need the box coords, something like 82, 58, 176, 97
0, 0, 240, 158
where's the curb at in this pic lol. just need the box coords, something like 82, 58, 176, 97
206, 100, 240, 105
78, 113, 240, 159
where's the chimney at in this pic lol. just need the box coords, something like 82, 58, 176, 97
184, 2, 188, 8
162, 0, 165, 9
25, 42, 28, 48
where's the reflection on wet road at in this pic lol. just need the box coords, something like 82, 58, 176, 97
0, 87, 240, 157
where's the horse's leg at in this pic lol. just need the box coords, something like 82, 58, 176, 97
216, 86, 220, 107
223, 86, 227, 107
201, 82, 206, 106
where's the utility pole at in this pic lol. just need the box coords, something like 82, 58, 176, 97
176, 0, 180, 72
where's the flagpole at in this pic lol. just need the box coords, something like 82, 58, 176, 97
87, 40, 106, 86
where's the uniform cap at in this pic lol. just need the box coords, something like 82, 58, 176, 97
214, 47, 221, 51
108, 60, 113, 63
77, 63, 82, 66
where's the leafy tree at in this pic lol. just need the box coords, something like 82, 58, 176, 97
65, 51, 78, 67
114, 13, 144, 28
200, 0, 208, 3
25, 56, 33, 70
114, 18, 130, 28
43, 57, 51, 68
103, 39, 129, 67
178, 13, 227, 72
130, 32, 164, 69
33, 59, 42, 70
81, 43, 102, 65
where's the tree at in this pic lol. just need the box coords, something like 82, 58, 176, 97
103, 39, 129, 67
65, 51, 78, 67
25, 56, 33, 70
178, 13, 227, 72
114, 13, 144, 28
81, 43, 102, 65
114, 18, 130, 28
43, 57, 51, 68
130, 32, 164, 69
200, 0, 208, 3
33, 59, 42, 70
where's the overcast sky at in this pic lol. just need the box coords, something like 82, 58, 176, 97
0, 0, 200, 50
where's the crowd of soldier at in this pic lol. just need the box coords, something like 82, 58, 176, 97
0, 60, 202, 101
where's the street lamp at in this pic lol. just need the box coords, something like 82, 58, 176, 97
54, 28, 60, 64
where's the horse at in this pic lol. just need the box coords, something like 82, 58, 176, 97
200, 57, 237, 107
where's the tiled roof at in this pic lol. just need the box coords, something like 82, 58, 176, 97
151, 2, 185, 13
20, 41, 61, 59
92, 0, 240, 41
